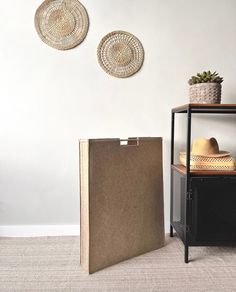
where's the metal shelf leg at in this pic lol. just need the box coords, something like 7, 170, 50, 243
170, 112, 175, 239
184, 108, 191, 264
185, 243, 189, 263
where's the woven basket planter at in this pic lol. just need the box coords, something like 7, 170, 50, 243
189, 83, 221, 104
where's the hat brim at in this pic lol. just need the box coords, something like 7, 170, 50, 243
180, 150, 230, 158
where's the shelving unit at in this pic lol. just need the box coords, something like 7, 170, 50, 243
170, 104, 236, 263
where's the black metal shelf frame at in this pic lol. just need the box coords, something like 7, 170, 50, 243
170, 104, 236, 263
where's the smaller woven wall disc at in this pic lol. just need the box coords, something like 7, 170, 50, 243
97, 31, 144, 78
35, 0, 89, 50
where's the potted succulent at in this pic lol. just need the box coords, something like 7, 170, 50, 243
188, 71, 223, 104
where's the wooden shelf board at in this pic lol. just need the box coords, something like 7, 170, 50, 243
172, 103, 236, 113
172, 164, 236, 176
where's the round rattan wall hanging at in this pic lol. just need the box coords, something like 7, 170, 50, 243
35, 0, 89, 50
97, 31, 144, 78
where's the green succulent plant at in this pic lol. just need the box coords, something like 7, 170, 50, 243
188, 71, 223, 85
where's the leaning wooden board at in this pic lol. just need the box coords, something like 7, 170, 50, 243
80, 137, 164, 274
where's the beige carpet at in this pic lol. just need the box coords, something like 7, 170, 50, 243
0, 235, 236, 291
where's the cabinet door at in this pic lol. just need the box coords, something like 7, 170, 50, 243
171, 170, 186, 241
191, 177, 236, 243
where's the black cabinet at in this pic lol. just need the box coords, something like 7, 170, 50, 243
172, 171, 236, 246
191, 177, 236, 243
170, 104, 236, 263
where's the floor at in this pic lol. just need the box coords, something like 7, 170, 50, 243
0, 235, 236, 291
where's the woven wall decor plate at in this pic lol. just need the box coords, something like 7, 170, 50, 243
97, 31, 144, 78
35, 0, 89, 50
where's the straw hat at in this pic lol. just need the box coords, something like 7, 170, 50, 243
180, 137, 235, 171
179, 153, 235, 171
35, 0, 89, 50
180, 137, 230, 158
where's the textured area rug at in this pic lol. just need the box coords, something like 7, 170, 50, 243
0, 235, 236, 291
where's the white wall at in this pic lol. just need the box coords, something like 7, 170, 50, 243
1, 0, 236, 234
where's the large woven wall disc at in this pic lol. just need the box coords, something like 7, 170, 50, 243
35, 0, 89, 50
97, 31, 144, 78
